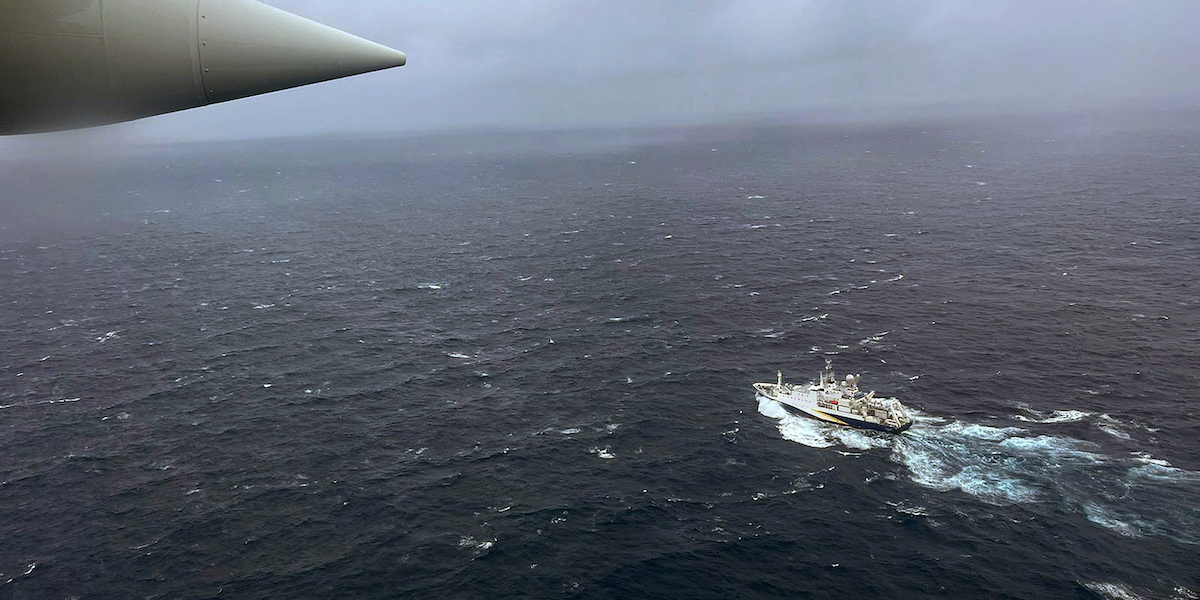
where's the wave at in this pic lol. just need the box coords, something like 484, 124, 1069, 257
1012, 405, 1150, 440
1012, 408, 1092, 423
1079, 581, 1149, 600
1078, 581, 1198, 600
826, 272, 906, 296
0, 397, 82, 411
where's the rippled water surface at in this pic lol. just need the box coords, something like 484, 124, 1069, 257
2, 115, 1199, 599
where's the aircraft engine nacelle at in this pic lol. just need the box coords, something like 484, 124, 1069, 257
0, 0, 406, 135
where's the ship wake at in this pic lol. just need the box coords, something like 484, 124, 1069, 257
758, 398, 1200, 544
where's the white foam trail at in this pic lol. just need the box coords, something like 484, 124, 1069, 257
935, 421, 1026, 441
759, 399, 1200, 541
1012, 409, 1091, 423
997, 435, 1104, 462
893, 429, 1041, 504
1013, 408, 1153, 443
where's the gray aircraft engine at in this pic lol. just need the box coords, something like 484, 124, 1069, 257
0, 0, 406, 135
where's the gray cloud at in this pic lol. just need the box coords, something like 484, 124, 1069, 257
5, 0, 1200, 146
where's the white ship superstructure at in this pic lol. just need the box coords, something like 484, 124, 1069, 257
754, 359, 913, 433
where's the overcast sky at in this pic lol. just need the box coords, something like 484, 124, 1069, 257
9, 0, 1200, 146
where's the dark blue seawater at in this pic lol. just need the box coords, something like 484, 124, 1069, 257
2, 113, 1199, 599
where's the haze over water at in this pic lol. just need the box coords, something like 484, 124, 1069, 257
2, 110, 1199, 599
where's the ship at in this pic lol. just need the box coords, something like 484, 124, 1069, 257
754, 358, 913, 433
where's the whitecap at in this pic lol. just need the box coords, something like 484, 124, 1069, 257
859, 331, 891, 345
1131, 452, 1171, 468
458, 536, 496, 552
1012, 409, 1091, 423
1097, 422, 1132, 440
936, 421, 1026, 441
0, 397, 81, 411
1079, 581, 1148, 600
892, 503, 928, 516
1094, 413, 1147, 440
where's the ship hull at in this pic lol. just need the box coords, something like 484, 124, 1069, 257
755, 385, 912, 434
774, 400, 912, 433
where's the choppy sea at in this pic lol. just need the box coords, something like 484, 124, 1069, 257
2, 113, 1199, 599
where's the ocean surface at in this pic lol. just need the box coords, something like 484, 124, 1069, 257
2, 112, 1199, 599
